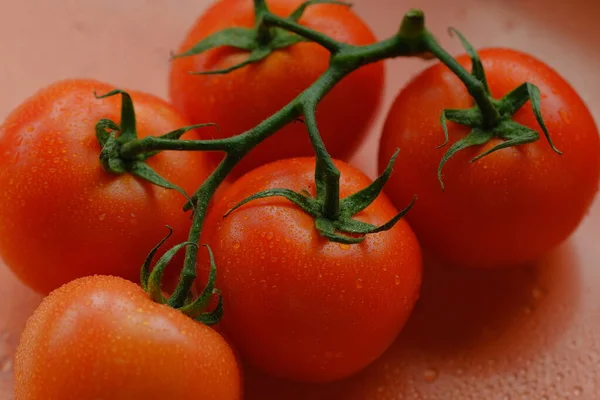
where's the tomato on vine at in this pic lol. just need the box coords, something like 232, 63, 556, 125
198, 157, 422, 382
379, 38, 600, 267
0, 79, 216, 294
169, 0, 384, 177
14, 274, 241, 400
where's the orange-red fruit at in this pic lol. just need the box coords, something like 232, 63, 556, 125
169, 0, 384, 177
379, 49, 600, 267
0, 79, 215, 294
198, 158, 422, 382
14, 275, 242, 400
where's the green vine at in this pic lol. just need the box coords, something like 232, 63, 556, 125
94, 3, 560, 315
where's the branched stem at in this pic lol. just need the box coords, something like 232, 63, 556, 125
422, 33, 501, 127
127, 7, 459, 308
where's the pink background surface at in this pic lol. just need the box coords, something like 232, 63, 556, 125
1, 0, 599, 398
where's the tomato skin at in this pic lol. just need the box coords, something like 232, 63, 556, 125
0, 79, 215, 294
379, 48, 600, 267
198, 158, 422, 383
169, 0, 384, 177
14, 275, 242, 400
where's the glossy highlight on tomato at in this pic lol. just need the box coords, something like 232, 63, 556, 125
169, 0, 385, 177
379, 48, 600, 267
198, 157, 422, 383
14, 275, 242, 400
0, 79, 215, 294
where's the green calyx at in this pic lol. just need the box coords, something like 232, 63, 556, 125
223, 149, 416, 244
428, 29, 562, 189
140, 226, 223, 325
171, 0, 352, 73
94, 89, 220, 204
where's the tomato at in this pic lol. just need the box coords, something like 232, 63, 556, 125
0, 79, 215, 294
379, 48, 600, 267
14, 275, 241, 400
169, 0, 384, 177
197, 158, 422, 382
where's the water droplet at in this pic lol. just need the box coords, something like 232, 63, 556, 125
423, 368, 438, 383
356, 279, 363, 289
502, 395, 511, 400
98, 214, 106, 221
382, 267, 388, 272
339, 243, 350, 250
559, 109, 571, 124
266, 232, 274, 240
532, 287, 543, 300
232, 241, 240, 250
26, 125, 34, 133
53, 157, 61, 164
524, 306, 533, 314
8, 179, 13, 185
395, 275, 401, 285
456, 368, 464, 376
573, 386, 583, 396
556, 372, 564, 382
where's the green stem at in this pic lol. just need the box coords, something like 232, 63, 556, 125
422, 32, 501, 127
262, 13, 346, 53
303, 103, 340, 218
398, 9, 426, 38
142, 9, 458, 308
254, 0, 272, 44
168, 155, 237, 307
120, 137, 233, 157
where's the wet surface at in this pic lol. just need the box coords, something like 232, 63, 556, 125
1, 0, 599, 398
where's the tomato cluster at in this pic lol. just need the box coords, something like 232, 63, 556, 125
0, 0, 598, 398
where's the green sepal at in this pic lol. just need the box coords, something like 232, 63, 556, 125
315, 217, 364, 244
95, 118, 120, 146
171, 27, 257, 60
289, 0, 351, 21
497, 82, 562, 154
94, 89, 137, 141
439, 108, 483, 148
448, 28, 489, 93
140, 226, 173, 292
334, 196, 416, 234
438, 128, 493, 190
471, 120, 539, 162
190, 47, 271, 75
99, 134, 127, 174
130, 161, 193, 207
195, 291, 223, 326
340, 149, 399, 216
223, 188, 321, 218
180, 245, 219, 319
435, 31, 562, 190
147, 241, 197, 304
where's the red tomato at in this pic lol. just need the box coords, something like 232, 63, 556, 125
14, 275, 242, 400
198, 158, 422, 383
169, 0, 384, 177
0, 79, 215, 294
379, 48, 600, 267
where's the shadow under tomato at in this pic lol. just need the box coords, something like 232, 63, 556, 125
243, 241, 581, 399
397, 241, 580, 362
